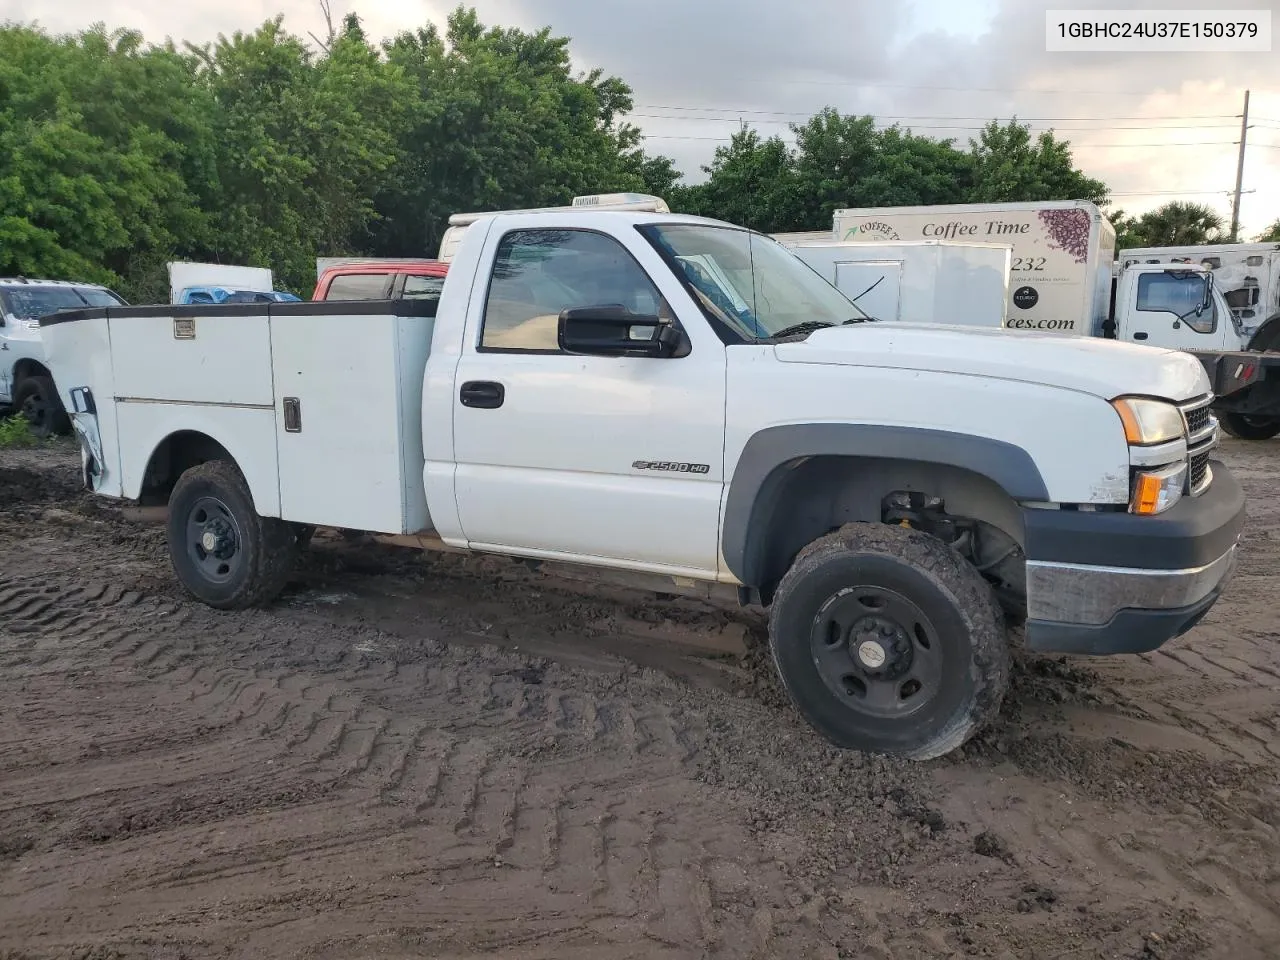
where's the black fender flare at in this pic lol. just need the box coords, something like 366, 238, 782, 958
720, 423, 1050, 586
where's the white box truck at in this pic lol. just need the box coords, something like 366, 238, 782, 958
832, 201, 1115, 336
167, 262, 274, 304
1120, 242, 1280, 343
1115, 243, 1280, 440
776, 239, 1011, 328
38, 199, 1244, 762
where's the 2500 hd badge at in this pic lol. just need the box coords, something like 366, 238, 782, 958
632, 460, 711, 475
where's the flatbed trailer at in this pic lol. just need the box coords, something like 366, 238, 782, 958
1191, 349, 1280, 439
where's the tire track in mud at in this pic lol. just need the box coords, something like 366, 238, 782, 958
0, 567, 861, 959
7, 444, 1280, 958
968, 532, 1280, 953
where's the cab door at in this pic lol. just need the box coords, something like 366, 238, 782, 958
1117, 270, 1232, 352
448, 223, 728, 577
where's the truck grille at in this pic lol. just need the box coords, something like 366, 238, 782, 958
1183, 403, 1211, 437
1178, 395, 1217, 496
1189, 450, 1211, 492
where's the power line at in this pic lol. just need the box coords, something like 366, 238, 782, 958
631, 113, 1241, 132
641, 133, 1241, 147
1110, 188, 1238, 197
635, 104, 1241, 123
734, 77, 1233, 97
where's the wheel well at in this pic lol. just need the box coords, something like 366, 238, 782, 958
12, 358, 50, 385
139, 431, 235, 506
742, 455, 1027, 610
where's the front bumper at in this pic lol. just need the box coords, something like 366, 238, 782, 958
1022, 460, 1246, 655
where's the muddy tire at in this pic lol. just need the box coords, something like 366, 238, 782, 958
767, 522, 1009, 761
167, 460, 297, 610
14, 374, 71, 439
1218, 412, 1280, 441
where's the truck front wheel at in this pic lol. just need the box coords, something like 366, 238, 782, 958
1218, 412, 1280, 441
767, 522, 1009, 761
167, 460, 298, 610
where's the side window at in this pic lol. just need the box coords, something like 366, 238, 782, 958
480, 228, 670, 352
326, 273, 391, 300
403, 274, 445, 299
1136, 273, 1214, 334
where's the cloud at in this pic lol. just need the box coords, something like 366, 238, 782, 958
508, 0, 1280, 236
3, 0, 1278, 235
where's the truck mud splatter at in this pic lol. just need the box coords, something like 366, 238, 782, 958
1, 439, 1278, 960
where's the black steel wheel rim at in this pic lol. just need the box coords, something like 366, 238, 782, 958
186, 496, 244, 584
809, 585, 944, 719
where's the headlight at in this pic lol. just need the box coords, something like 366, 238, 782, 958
1131, 460, 1186, 515
1111, 397, 1185, 445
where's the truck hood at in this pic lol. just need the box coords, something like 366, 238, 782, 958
774, 323, 1211, 402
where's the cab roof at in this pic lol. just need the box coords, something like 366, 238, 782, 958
0, 277, 115, 289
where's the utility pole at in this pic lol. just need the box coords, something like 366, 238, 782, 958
1231, 89, 1250, 242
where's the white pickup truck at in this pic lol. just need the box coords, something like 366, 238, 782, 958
38, 204, 1246, 761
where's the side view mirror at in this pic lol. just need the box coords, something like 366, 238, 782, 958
557, 304, 687, 358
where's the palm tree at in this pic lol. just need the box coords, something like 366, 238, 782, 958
1131, 201, 1229, 246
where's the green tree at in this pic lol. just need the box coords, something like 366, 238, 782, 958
0, 24, 214, 300
682, 111, 1109, 232
1123, 201, 1228, 247
966, 120, 1108, 205
1256, 218, 1280, 243
0, 10, 685, 295
676, 128, 804, 232
374, 8, 671, 258
186, 15, 410, 292
790, 112, 972, 221
789, 110, 879, 224
0, 12, 1134, 301
858, 126, 973, 207
1106, 207, 1145, 249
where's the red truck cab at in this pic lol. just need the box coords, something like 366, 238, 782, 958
312, 259, 449, 301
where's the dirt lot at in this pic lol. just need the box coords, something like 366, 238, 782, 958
0, 440, 1277, 960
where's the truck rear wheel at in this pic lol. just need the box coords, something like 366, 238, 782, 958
167, 460, 298, 610
1218, 412, 1280, 441
767, 522, 1009, 761
15, 375, 71, 439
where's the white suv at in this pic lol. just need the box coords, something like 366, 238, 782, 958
0, 278, 126, 436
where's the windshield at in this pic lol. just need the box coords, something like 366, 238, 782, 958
637, 223, 871, 340
1, 285, 124, 319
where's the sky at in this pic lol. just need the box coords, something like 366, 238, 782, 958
5, 0, 1280, 238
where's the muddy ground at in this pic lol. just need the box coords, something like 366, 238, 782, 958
0, 440, 1276, 960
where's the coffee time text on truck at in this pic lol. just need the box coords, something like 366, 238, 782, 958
38, 202, 1245, 762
